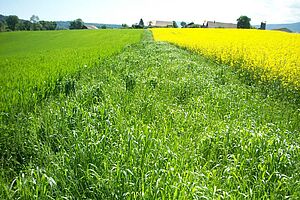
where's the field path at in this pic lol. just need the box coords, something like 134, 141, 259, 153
2, 31, 300, 199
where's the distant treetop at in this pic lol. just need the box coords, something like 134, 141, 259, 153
237, 16, 251, 29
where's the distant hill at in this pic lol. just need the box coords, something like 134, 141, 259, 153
255, 22, 300, 33
0, 14, 6, 21
56, 21, 121, 30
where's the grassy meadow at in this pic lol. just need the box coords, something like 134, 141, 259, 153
0, 30, 300, 199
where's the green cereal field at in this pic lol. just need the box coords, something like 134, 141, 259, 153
0, 29, 299, 199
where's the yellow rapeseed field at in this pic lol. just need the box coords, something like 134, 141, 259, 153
152, 28, 300, 89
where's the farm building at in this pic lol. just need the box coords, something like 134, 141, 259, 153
149, 20, 173, 28
205, 21, 237, 28
82, 25, 99, 30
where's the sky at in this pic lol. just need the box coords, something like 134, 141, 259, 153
0, 0, 300, 25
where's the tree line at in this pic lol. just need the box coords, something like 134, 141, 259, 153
180, 16, 252, 29
0, 14, 253, 32
0, 15, 57, 32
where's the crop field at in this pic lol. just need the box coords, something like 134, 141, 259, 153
0, 29, 142, 113
0, 30, 300, 199
152, 28, 300, 89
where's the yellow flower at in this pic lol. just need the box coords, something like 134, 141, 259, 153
151, 28, 300, 89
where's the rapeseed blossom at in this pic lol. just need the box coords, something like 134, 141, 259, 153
152, 28, 300, 89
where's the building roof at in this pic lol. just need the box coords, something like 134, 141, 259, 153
149, 20, 173, 27
83, 25, 99, 30
207, 21, 237, 28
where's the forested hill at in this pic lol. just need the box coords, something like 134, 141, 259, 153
0, 14, 6, 21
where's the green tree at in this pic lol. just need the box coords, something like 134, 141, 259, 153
237, 15, 251, 29
49, 21, 57, 30
173, 21, 178, 28
122, 24, 128, 28
30, 15, 39, 23
29, 15, 42, 31
180, 21, 187, 28
40, 21, 57, 30
39, 20, 47, 30
69, 19, 84, 29
15, 22, 25, 30
101, 25, 107, 29
31, 22, 42, 31
148, 21, 153, 27
6, 15, 19, 31
23, 20, 32, 30
0, 20, 6, 32
138, 18, 144, 28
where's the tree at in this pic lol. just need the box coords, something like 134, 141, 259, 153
69, 18, 84, 29
48, 21, 57, 30
15, 22, 26, 30
122, 24, 129, 28
23, 20, 32, 30
39, 20, 47, 30
40, 21, 57, 30
28, 15, 42, 31
0, 20, 6, 32
180, 21, 187, 28
15, 21, 32, 31
237, 16, 251, 29
31, 22, 42, 31
173, 21, 178, 28
6, 15, 19, 31
138, 18, 144, 28
101, 25, 107, 29
30, 15, 39, 23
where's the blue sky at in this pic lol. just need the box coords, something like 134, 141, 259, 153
0, 0, 300, 25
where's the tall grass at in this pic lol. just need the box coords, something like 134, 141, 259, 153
1, 31, 299, 199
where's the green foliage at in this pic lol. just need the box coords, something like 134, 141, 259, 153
69, 18, 84, 29
3, 13, 57, 31
181, 21, 187, 28
237, 15, 251, 29
139, 18, 144, 28
39, 21, 57, 30
101, 25, 107, 29
23, 20, 31, 30
30, 22, 42, 31
5, 15, 19, 31
122, 24, 129, 28
12, 20, 31, 31
0, 30, 299, 199
0, 20, 6, 32
173, 21, 178, 28
132, 19, 145, 29
2, 14, 57, 32
29, 15, 39, 24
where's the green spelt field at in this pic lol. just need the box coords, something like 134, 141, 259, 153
1, 30, 300, 199
0, 29, 142, 113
